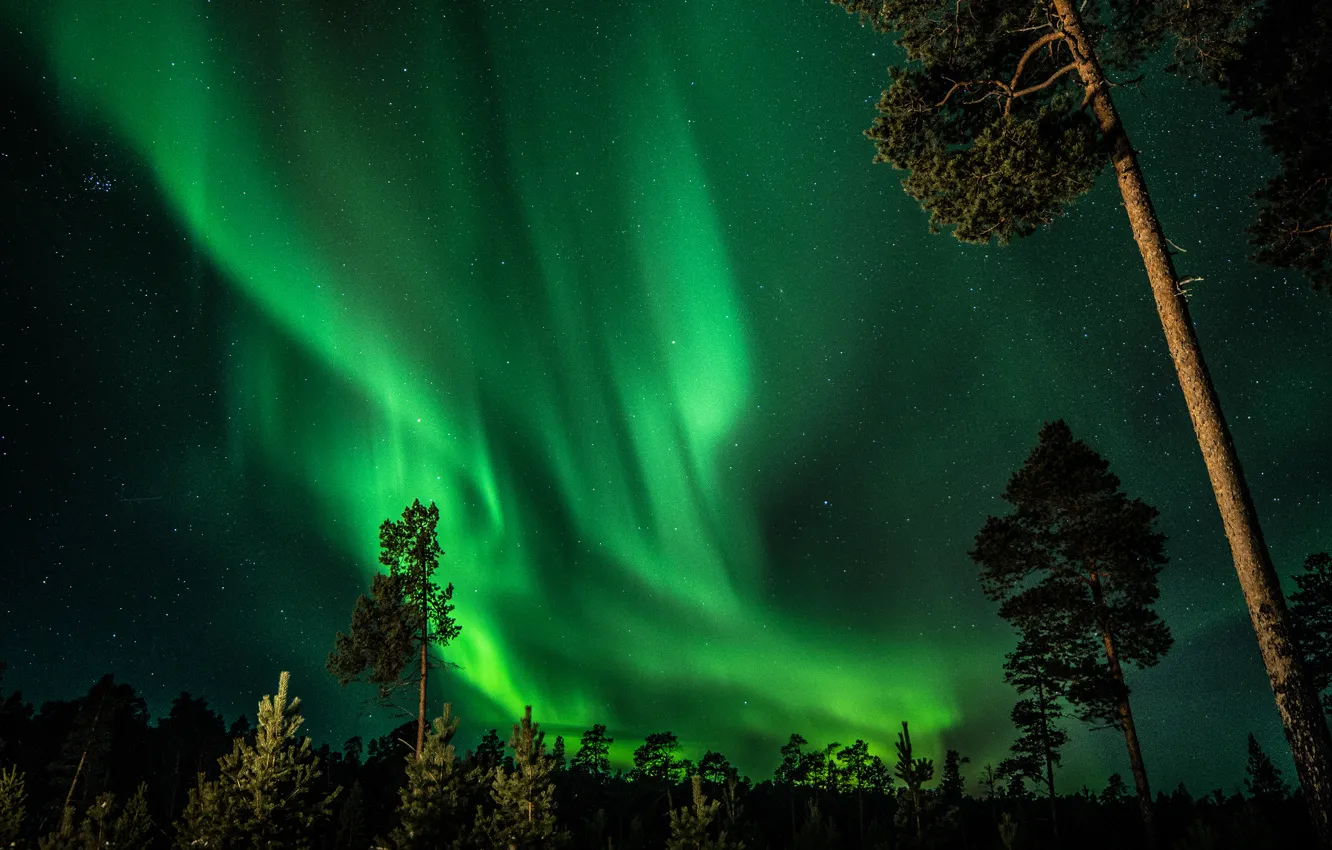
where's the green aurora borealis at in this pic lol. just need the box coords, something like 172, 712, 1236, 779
3, 0, 1331, 791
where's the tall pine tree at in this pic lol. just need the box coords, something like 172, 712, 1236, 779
328, 500, 462, 760
570, 724, 613, 783
831, 2, 1332, 837
972, 420, 1171, 845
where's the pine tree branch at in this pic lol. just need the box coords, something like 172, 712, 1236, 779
1009, 31, 1067, 92
1011, 61, 1079, 99
937, 34, 1075, 117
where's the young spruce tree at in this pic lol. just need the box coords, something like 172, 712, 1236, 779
387, 704, 464, 850
831, 2, 1332, 837
475, 706, 566, 849
175, 672, 338, 849
972, 420, 1169, 844
328, 500, 462, 760
667, 775, 744, 850
0, 766, 24, 848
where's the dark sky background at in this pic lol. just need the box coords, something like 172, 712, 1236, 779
2, 0, 1329, 794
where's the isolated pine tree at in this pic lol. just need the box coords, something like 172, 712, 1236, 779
0, 766, 26, 847
999, 631, 1070, 839
667, 775, 744, 850
475, 706, 566, 849
832, 2, 1332, 838
1290, 553, 1332, 713
175, 672, 339, 849
387, 705, 464, 850
570, 724, 612, 781
328, 500, 462, 759
1245, 734, 1290, 804
972, 420, 1170, 843
893, 722, 935, 845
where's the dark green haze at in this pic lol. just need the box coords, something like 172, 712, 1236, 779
2, 0, 1330, 793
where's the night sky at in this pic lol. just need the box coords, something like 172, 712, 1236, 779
2, 0, 1329, 796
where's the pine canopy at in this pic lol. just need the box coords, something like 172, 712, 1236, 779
833, 0, 1253, 244
971, 421, 1172, 726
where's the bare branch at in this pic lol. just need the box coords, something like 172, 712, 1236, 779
1011, 62, 1079, 100
1010, 31, 1067, 91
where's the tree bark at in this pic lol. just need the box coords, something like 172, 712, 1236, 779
1050, 1, 1332, 845
1095, 599, 1156, 847
1088, 570, 1156, 846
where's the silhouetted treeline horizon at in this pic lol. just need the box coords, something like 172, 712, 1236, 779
0, 666, 1313, 849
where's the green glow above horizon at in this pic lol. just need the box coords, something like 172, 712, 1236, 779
23, 0, 968, 761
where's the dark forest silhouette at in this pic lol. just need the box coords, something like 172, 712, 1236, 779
0, 665, 1321, 849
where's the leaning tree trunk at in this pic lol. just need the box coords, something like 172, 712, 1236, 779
1051, 0, 1332, 845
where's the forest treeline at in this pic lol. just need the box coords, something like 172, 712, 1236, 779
4, 421, 1331, 849
0, 664, 1318, 850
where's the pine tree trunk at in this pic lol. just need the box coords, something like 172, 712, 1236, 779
417, 588, 429, 760
1050, 0, 1332, 845
1093, 597, 1156, 849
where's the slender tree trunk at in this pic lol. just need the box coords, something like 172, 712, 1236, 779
416, 583, 429, 760
1050, 1, 1332, 845
1094, 605, 1156, 848
1037, 678, 1059, 844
